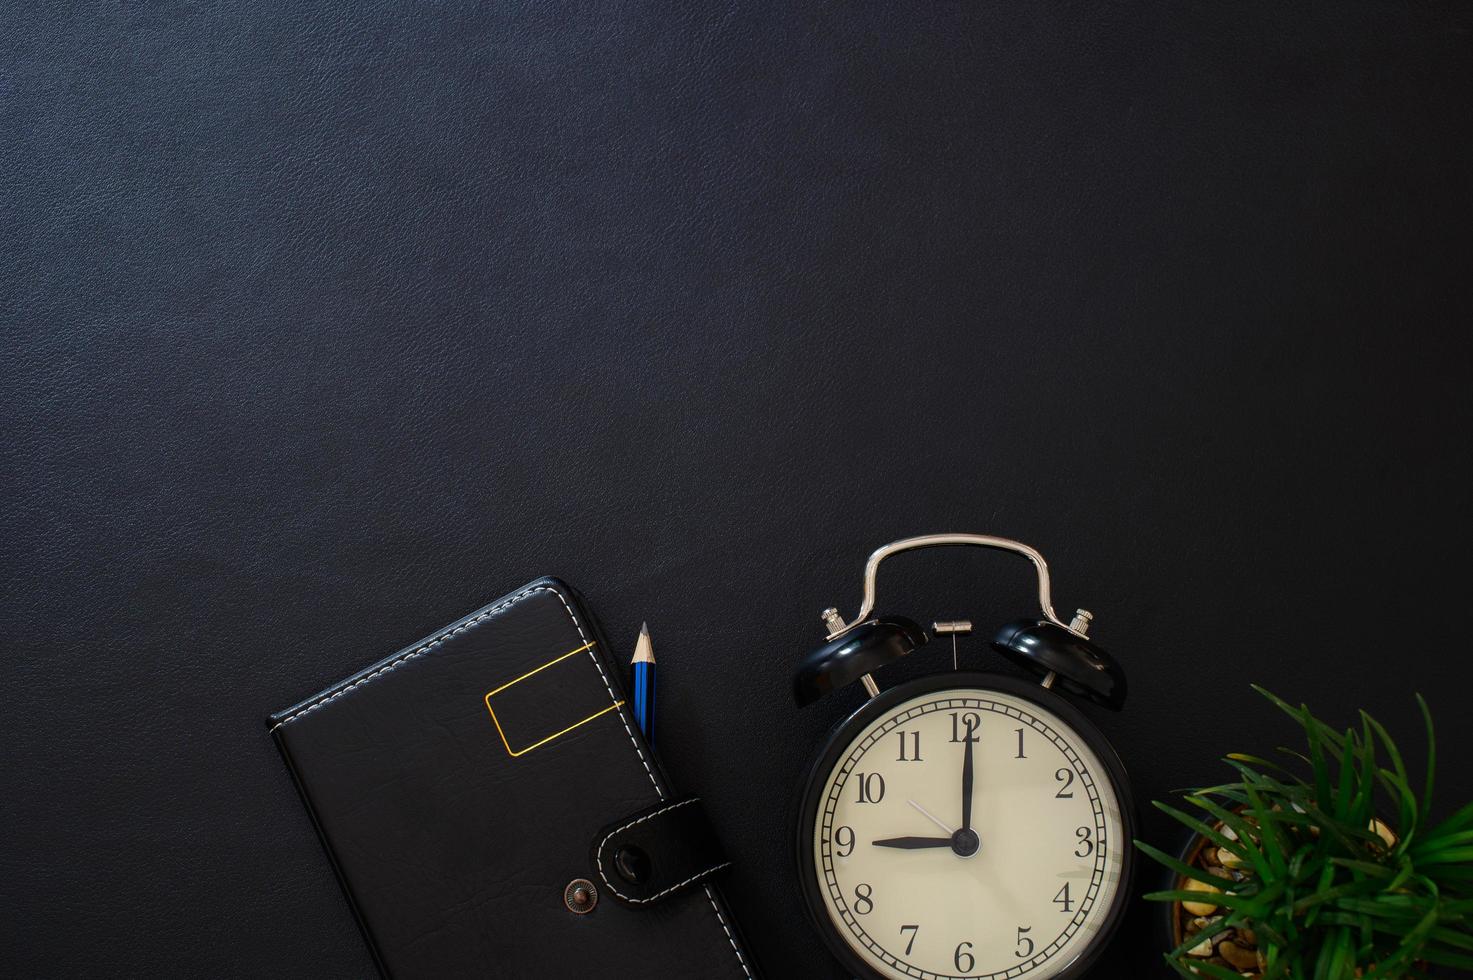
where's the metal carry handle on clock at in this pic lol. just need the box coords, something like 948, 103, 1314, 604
820, 533, 1084, 639
793, 533, 1127, 711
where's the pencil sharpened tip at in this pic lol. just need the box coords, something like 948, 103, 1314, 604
631, 622, 656, 665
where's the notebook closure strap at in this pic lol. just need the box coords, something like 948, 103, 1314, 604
591, 797, 731, 906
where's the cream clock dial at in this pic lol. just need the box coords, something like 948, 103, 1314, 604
807, 686, 1128, 980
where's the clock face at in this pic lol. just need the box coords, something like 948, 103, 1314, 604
808, 686, 1127, 980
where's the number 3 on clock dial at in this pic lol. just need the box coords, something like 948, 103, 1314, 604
812, 690, 1126, 980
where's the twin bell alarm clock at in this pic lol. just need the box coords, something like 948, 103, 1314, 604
791, 534, 1135, 980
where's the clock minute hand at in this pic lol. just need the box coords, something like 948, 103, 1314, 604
872, 836, 954, 849
961, 719, 975, 833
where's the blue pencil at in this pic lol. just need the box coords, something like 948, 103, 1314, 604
631, 622, 656, 746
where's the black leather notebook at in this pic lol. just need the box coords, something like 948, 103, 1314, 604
268, 577, 756, 979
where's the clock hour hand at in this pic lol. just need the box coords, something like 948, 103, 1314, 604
872, 836, 955, 849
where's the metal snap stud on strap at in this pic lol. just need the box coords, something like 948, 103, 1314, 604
563, 878, 598, 914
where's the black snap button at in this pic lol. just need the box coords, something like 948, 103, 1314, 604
613, 844, 652, 885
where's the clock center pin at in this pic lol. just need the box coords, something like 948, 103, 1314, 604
950, 828, 980, 858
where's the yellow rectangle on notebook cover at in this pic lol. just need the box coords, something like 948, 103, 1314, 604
484, 642, 623, 757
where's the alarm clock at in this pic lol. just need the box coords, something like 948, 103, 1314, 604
792, 534, 1135, 980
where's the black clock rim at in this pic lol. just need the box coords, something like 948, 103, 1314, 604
792, 671, 1138, 980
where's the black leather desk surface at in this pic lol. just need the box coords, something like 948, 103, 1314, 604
4, 3, 1471, 978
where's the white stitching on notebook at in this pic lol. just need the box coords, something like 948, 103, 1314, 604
704, 884, 754, 979
532, 592, 751, 977
594, 799, 708, 901
539, 587, 660, 793
272, 583, 751, 977
272, 584, 550, 729
594, 798, 751, 975
598, 858, 733, 905
603, 797, 699, 839
592, 800, 724, 902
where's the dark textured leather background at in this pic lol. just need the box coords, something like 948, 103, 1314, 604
3, 2, 1471, 978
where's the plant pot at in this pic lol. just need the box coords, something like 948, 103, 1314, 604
1158, 826, 1265, 977
1154, 825, 1197, 953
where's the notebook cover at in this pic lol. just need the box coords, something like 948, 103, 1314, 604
268, 577, 755, 980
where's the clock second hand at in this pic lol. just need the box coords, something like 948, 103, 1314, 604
907, 799, 955, 836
